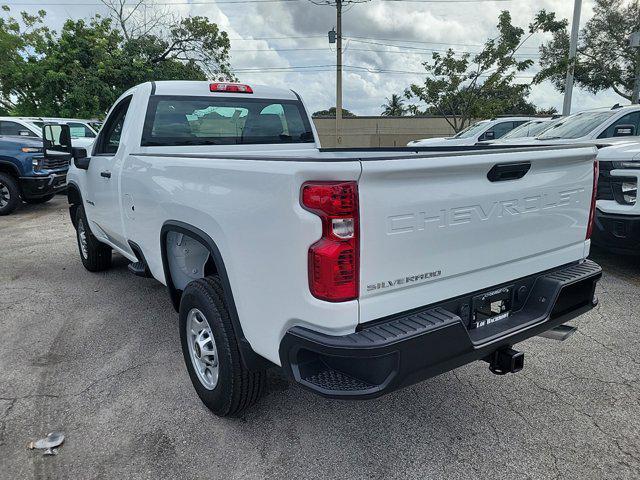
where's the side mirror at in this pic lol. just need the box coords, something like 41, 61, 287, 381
483, 131, 496, 141
613, 124, 636, 137
72, 147, 90, 170
42, 123, 73, 156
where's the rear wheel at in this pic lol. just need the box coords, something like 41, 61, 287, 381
24, 194, 55, 204
74, 205, 112, 272
0, 173, 20, 216
179, 276, 265, 417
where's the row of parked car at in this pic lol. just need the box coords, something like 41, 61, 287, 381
409, 104, 640, 255
0, 117, 100, 215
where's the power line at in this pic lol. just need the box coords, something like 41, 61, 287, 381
233, 63, 536, 77
3, 0, 299, 4
345, 38, 541, 56
346, 34, 539, 50
3, 0, 517, 4
230, 35, 327, 40
230, 46, 541, 57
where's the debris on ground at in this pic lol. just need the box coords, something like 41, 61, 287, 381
27, 431, 64, 455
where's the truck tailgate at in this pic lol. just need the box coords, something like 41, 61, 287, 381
358, 146, 597, 323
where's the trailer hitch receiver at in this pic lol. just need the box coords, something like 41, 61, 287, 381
485, 347, 524, 375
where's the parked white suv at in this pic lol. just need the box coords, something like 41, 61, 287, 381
491, 105, 640, 146
0, 117, 98, 149
480, 117, 560, 144
65, 81, 602, 416
407, 116, 534, 147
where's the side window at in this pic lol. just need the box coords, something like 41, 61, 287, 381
94, 97, 132, 155
0, 121, 37, 137
67, 122, 96, 139
491, 122, 515, 139
598, 112, 640, 138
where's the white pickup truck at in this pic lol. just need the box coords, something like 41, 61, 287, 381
592, 141, 640, 254
65, 81, 602, 417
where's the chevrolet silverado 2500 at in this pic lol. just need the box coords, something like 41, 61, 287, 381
66, 81, 602, 417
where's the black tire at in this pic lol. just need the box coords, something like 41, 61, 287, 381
0, 172, 20, 216
179, 276, 265, 417
24, 194, 55, 204
74, 205, 112, 272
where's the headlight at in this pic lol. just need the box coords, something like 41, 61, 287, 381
32, 157, 42, 171
621, 181, 637, 205
620, 161, 640, 168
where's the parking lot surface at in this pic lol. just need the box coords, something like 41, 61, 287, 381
1, 196, 639, 479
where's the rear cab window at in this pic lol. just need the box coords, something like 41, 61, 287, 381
141, 96, 314, 147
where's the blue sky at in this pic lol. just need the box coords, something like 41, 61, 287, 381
2, 0, 624, 115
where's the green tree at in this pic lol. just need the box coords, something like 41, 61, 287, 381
536, 0, 640, 102
381, 94, 406, 116
0, 7, 233, 117
404, 11, 565, 132
312, 107, 356, 117
537, 106, 559, 115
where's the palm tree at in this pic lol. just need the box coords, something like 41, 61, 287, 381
381, 94, 406, 116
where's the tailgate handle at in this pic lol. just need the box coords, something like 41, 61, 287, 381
487, 162, 531, 182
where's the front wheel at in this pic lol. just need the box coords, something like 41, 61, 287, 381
179, 276, 265, 417
0, 173, 20, 216
74, 205, 112, 272
24, 194, 55, 204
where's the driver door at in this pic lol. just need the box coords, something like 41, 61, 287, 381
85, 96, 132, 251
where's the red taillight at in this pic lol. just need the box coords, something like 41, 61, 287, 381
301, 182, 359, 302
586, 159, 599, 240
209, 82, 253, 94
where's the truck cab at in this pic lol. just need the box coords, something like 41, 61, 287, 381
0, 116, 98, 150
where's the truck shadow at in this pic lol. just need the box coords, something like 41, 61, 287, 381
589, 246, 640, 284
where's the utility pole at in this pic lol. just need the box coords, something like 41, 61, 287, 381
562, 0, 582, 116
335, 0, 343, 145
630, 32, 640, 104
320, 0, 368, 145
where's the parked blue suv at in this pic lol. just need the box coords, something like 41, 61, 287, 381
0, 134, 69, 215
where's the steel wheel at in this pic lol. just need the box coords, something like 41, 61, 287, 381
186, 308, 219, 390
77, 218, 89, 259
0, 182, 10, 209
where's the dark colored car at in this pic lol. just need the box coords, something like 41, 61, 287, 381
0, 135, 69, 215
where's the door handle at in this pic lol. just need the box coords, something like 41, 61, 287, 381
100, 171, 112, 179
487, 162, 531, 182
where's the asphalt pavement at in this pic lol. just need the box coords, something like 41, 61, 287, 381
1, 195, 639, 479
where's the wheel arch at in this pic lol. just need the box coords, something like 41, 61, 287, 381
0, 160, 21, 178
66, 181, 82, 228
160, 220, 272, 371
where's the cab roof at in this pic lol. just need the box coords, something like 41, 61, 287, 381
151, 81, 299, 101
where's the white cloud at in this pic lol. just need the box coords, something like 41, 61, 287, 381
3, 0, 626, 116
